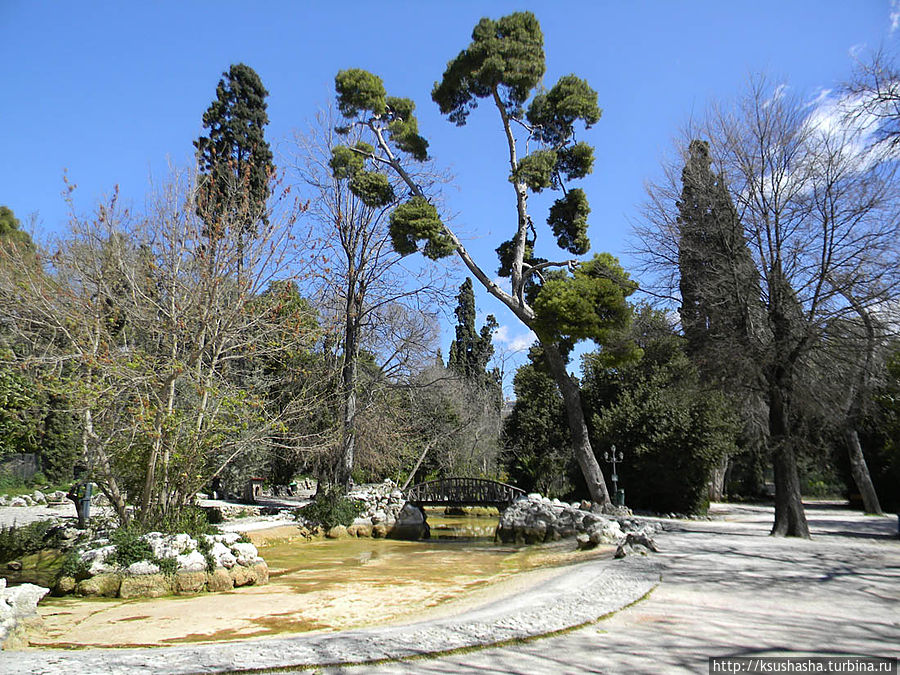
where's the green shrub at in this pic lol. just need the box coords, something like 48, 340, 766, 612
296, 488, 363, 529
156, 557, 178, 577
110, 526, 155, 568
59, 550, 90, 579
156, 506, 218, 538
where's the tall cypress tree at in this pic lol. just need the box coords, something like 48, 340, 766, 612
676, 140, 761, 380
448, 278, 499, 388
194, 63, 274, 268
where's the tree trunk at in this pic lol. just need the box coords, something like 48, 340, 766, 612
542, 341, 611, 506
338, 298, 360, 489
768, 372, 809, 537
843, 426, 883, 515
708, 456, 729, 502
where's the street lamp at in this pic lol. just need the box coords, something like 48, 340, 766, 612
603, 445, 624, 505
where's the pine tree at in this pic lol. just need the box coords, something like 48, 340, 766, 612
330, 12, 637, 505
195, 63, 274, 268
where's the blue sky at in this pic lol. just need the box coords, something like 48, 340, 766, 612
1, 1, 896, 389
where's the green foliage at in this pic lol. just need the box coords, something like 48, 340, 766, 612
39, 393, 80, 483
0, 520, 60, 563
556, 142, 594, 182
155, 506, 218, 538
59, 549, 90, 579
110, 526, 155, 568
676, 139, 762, 379
582, 306, 740, 514
389, 197, 454, 259
513, 149, 557, 192
349, 171, 396, 208
526, 74, 601, 146
494, 237, 543, 279
385, 96, 429, 160
0, 361, 41, 457
335, 68, 387, 116
502, 358, 575, 497
331, 144, 397, 208
194, 63, 274, 238
532, 253, 635, 346
297, 487, 363, 529
432, 12, 545, 125
546, 188, 591, 254
0, 206, 35, 253
329, 144, 367, 179
447, 278, 499, 388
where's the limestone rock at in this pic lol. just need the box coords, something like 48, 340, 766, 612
0, 582, 49, 648
388, 503, 429, 541
206, 568, 233, 592
55, 576, 76, 595
325, 525, 348, 539
174, 571, 207, 594
210, 542, 236, 569
119, 574, 172, 599
354, 523, 373, 538
76, 573, 121, 597
9, 497, 26, 507
372, 523, 389, 538
576, 533, 595, 550
230, 542, 261, 565
81, 545, 117, 576
126, 561, 160, 576
176, 550, 208, 573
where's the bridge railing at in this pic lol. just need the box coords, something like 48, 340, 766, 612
405, 478, 526, 506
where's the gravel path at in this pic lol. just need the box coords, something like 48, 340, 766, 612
1, 502, 897, 674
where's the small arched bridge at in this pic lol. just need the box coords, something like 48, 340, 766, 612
404, 478, 525, 508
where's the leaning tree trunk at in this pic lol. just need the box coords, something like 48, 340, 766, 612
768, 371, 810, 538
542, 341, 612, 506
843, 426, 883, 515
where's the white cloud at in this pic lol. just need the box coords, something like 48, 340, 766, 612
762, 83, 789, 108
848, 43, 867, 60
493, 325, 536, 353
491, 276, 512, 295
891, 0, 900, 34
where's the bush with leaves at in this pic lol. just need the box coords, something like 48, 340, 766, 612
296, 487, 363, 529
582, 306, 740, 514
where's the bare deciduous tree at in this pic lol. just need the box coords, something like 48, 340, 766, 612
636, 75, 900, 536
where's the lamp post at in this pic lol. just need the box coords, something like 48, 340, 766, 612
604, 445, 624, 506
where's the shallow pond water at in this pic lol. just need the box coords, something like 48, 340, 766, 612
27, 511, 611, 648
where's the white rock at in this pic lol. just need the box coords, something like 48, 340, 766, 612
209, 542, 236, 569
32, 490, 46, 504
170, 533, 197, 554
176, 550, 207, 572
230, 542, 261, 566
127, 561, 160, 575
527, 493, 542, 501
370, 510, 387, 524
206, 532, 242, 546
9, 497, 26, 507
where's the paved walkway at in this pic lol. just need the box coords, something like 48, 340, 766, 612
324, 503, 899, 674
1, 503, 897, 674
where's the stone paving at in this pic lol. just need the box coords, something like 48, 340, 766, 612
1, 502, 897, 674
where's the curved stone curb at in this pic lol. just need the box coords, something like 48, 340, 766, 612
0, 557, 660, 674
